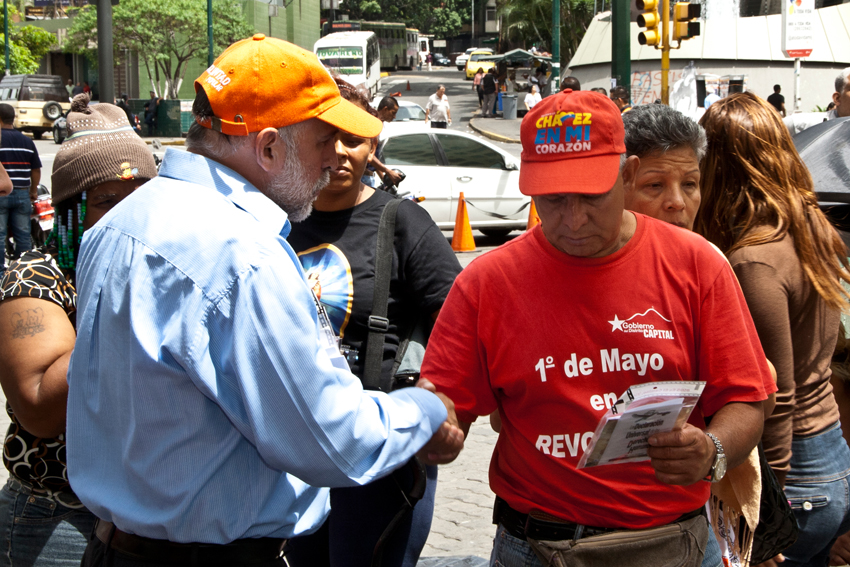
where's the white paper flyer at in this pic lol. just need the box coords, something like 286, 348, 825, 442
577, 381, 705, 469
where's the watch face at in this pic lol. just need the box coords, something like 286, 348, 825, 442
714, 455, 727, 481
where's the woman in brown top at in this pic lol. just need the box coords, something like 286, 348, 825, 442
696, 92, 850, 567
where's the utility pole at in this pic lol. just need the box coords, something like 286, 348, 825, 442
551, 0, 560, 91
638, 0, 700, 105
3, 0, 9, 76
471, 0, 474, 44
207, 0, 213, 67
661, 0, 669, 104
611, 0, 630, 89
96, 0, 114, 103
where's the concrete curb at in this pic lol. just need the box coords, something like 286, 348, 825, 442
468, 117, 520, 144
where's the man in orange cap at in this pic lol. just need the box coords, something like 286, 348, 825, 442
66, 35, 462, 567
420, 89, 774, 567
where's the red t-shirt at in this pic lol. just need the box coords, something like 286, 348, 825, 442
422, 214, 774, 529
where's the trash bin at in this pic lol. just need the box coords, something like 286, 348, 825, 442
502, 95, 518, 120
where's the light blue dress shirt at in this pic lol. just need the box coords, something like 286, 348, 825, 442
66, 148, 447, 544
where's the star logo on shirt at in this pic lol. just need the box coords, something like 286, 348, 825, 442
608, 315, 625, 331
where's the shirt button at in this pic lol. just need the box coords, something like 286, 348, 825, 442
803, 501, 813, 511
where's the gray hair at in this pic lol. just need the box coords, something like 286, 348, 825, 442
622, 104, 707, 162
185, 120, 307, 163
836, 67, 850, 94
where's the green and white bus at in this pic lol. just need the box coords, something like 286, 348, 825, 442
323, 21, 412, 70
314, 31, 382, 97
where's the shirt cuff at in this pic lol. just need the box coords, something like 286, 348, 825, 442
388, 387, 448, 433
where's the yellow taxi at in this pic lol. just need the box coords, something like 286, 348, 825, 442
465, 50, 496, 80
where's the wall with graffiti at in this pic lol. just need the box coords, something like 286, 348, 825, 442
630, 69, 685, 105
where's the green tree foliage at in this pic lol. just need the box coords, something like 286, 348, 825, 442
499, 0, 595, 63
340, 0, 470, 37
0, 7, 57, 74
64, 0, 253, 99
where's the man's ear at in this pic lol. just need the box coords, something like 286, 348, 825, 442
621, 155, 640, 193
834, 91, 842, 109
369, 137, 377, 161
254, 127, 283, 173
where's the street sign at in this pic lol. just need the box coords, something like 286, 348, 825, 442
434, 40, 446, 48
782, 0, 815, 58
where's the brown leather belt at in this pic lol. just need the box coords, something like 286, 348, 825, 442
94, 520, 286, 565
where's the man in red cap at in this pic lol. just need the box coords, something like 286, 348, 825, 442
66, 35, 462, 567
420, 90, 774, 566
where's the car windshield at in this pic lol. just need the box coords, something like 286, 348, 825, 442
394, 106, 426, 121
316, 47, 364, 75
470, 54, 490, 61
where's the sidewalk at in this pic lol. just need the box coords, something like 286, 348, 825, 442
467, 113, 521, 145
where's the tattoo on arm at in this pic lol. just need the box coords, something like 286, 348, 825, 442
10, 307, 45, 339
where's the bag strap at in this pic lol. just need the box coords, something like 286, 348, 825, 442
363, 198, 403, 392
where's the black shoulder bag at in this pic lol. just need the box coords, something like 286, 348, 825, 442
362, 197, 429, 567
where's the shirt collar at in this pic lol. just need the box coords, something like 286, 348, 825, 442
159, 147, 290, 238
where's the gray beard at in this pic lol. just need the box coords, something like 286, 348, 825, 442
266, 158, 330, 223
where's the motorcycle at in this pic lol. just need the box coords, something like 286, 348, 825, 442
5, 184, 54, 264
379, 170, 425, 204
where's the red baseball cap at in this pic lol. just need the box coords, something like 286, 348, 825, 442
194, 34, 382, 138
519, 89, 626, 195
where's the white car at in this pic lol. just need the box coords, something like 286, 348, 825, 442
455, 47, 492, 72
377, 129, 529, 237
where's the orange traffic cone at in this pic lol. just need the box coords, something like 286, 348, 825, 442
406, 80, 411, 91
451, 192, 476, 252
527, 199, 541, 230
390, 91, 402, 97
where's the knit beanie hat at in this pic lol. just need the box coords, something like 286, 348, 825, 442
51, 93, 157, 206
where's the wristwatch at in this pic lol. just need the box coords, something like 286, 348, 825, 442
705, 432, 727, 483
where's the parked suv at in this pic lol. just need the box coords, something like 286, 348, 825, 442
0, 74, 70, 139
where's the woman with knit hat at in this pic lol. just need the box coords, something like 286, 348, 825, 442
0, 93, 157, 566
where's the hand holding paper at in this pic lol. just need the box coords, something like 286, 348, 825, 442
647, 424, 716, 486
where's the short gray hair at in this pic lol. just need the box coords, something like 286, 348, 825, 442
185, 120, 307, 163
836, 67, 850, 94
622, 104, 707, 162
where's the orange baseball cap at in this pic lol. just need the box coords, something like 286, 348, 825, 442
520, 89, 626, 195
194, 34, 382, 138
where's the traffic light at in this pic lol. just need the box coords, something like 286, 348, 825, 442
636, 0, 661, 47
673, 2, 701, 42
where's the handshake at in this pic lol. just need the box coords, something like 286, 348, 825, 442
416, 378, 465, 466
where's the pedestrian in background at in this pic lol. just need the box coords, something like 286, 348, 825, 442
481, 68, 498, 117
65, 79, 73, 99
523, 85, 541, 111
0, 93, 156, 567
143, 90, 161, 137
425, 84, 451, 128
0, 103, 40, 268
829, 67, 850, 119
560, 76, 581, 92
286, 76, 461, 567
426, 52, 432, 71
65, 36, 462, 567
704, 86, 721, 109
610, 85, 632, 114
767, 84, 786, 117
697, 91, 850, 567
473, 68, 484, 108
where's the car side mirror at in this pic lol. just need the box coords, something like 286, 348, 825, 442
504, 160, 519, 171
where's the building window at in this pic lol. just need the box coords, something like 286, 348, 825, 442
486, 8, 496, 21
